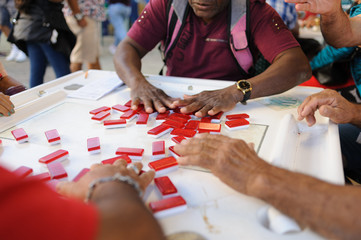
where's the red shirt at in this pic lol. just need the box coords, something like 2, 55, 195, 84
0, 166, 98, 240
128, 0, 299, 81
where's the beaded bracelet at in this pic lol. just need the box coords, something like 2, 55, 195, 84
85, 173, 143, 202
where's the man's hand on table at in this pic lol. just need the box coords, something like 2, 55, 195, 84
297, 89, 357, 126
174, 134, 270, 195
0, 92, 14, 117
130, 81, 179, 114
57, 159, 155, 200
172, 84, 242, 118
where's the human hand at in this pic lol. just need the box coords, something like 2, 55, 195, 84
174, 134, 269, 195
0, 92, 14, 117
285, 0, 340, 15
297, 89, 355, 126
130, 80, 179, 113
57, 159, 155, 200
172, 84, 241, 118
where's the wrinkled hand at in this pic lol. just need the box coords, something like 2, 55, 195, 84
174, 134, 269, 195
0, 92, 14, 117
172, 85, 241, 118
285, 0, 340, 15
297, 89, 355, 126
57, 159, 155, 200
131, 81, 178, 113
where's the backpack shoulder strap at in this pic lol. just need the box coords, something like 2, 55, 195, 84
159, 0, 189, 75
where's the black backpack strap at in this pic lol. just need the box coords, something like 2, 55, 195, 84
159, 0, 189, 75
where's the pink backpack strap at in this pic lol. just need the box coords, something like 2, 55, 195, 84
230, 15, 253, 74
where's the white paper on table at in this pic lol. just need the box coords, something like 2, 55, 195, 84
67, 75, 124, 100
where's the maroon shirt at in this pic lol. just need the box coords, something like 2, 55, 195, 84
128, 0, 299, 81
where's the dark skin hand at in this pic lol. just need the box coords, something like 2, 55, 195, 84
131, 79, 179, 113
173, 84, 241, 118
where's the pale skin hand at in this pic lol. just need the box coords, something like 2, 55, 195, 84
57, 159, 155, 200
0, 93, 14, 117
297, 89, 360, 127
174, 134, 269, 194
173, 84, 242, 118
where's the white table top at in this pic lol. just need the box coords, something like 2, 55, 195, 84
0, 70, 343, 239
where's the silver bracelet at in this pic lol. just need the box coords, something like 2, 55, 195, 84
85, 173, 143, 202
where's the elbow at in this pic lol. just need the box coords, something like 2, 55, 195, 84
297, 62, 312, 85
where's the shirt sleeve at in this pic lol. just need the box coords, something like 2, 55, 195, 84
127, 0, 168, 51
0, 167, 99, 240
250, 1, 300, 63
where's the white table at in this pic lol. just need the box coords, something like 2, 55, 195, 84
0, 70, 343, 239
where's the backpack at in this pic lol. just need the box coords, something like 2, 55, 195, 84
159, 0, 255, 78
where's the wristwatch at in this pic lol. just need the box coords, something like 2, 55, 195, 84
236, 80, 252, 104
74, 12, 84, 21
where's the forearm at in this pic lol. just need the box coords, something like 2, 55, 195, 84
114, 41, 148, 89
66, 0, 81, 14
92, 182, 165, 240
321, 9, 358, 47
249, 165, 361, 239
249, 47, 311, 99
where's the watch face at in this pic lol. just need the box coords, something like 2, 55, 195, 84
238, 80, 251, 90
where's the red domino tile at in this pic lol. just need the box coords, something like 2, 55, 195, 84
148, 156, 178, 172
171, 128, 196, 138
29, 172, 51, 181
152, 141, 165, 156
167, 115, 189, 124
172, 107, 182, 113
184, 120, 200, 130
45, 129, 60, 144
198, 122, 221, 132
47, 162, 68, 180
154, 176, 178, 197
116, 147, 144, 156
120, 109, 138, 120
171, 136, 186, 144
200, 117, 212, 123
11, 128, 28, 142
149, 195, 186, 214
72, 168, 90, 182
92, 111, 110, 121
89, 106, 111, 115
225, 119, 250, 129
13, 166, 33, 178
156, 111, 170, 121
124, 100, 132, 107
39, 149, 69, 164
226, 113, 250, 120
211, 111, 223, 121
148, 124, 172, 138
136, 113, 149, 125
170, 113, 191, 120
103, 119, 126, 128
102, 155, 132, 165
87, 137, 100, 152
163, 119, 185, 129
112, 104, 130, 112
